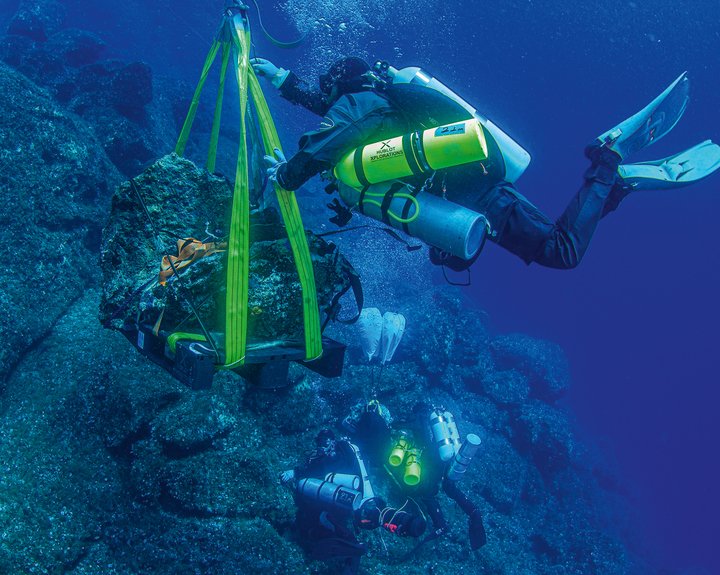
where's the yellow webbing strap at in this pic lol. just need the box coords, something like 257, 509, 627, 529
248, 70, 323, 361
207, 42, 232, 173
175, 39, 221, 156
223, 14, 251, 368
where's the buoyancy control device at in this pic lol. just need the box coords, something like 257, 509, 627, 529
381, 63, 531, 183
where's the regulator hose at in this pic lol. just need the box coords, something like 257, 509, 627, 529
250, 0, 307, 48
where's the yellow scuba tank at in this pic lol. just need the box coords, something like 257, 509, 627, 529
388, 436, 410, 467
380, 63, 531, 183
334, 119, 488, 189
403, 448, 423, 486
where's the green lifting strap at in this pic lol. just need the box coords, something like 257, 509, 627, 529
248, 71, 323, 360
223, 12, 251, 368
172, 6, 323, 369
207, 42, 232, 173
175, 39, 221, 157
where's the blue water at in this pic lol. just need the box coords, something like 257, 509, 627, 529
29, 0, 720, 571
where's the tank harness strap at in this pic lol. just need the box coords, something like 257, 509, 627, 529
379, 182, 406, 225
400, 185, 421, 234
321, 266, 364, 330
354, 146, 372, 188
358, 184, 370, 214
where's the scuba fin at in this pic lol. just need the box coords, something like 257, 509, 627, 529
596, 72, 689, 160
469, 510, 487, 550
618, 140, 720, 190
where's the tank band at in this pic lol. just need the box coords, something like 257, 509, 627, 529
354, 146, 371, 187
403, 133, 425, 176
401, 186, 421, 234
411, 132, 432, 172
380, 182, 405, 225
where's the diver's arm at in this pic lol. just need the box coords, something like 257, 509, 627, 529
276, 101, 385, 190
279, 72, 328, 116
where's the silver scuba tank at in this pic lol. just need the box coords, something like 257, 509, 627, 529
447, 433, 482, 482
296, 477, 361, 516
338, 180, 488, 260
325, 472, 362, 490
385, 65, 531, 184
429, 408, 456, 462
442, 410, 462, 455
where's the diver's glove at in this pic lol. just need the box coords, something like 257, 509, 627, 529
250, 57, 289, 88
327, 198, 352, 227
264, 148, 287, 185
279, 469, 296, 486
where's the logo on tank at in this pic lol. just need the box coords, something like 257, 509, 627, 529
369, 140, 403, 162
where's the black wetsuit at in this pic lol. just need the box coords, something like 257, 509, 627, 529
276, 72, 625, 269
293, 438, 367, 574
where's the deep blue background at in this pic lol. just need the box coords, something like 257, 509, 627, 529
10, 0, 719, 571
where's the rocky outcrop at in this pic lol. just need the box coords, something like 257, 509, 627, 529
1, 1, 190, 178
0, 288, 636, 575
0, 61, 120, 380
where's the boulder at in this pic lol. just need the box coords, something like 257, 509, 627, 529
45, 28, 106, 67
100, 153, 356, 349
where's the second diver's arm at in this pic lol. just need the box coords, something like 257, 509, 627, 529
278, 72, 329, 116
276, 98, 386, 191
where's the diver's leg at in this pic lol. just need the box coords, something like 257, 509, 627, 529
442, 478, 487, 549
479, 147, 622, 269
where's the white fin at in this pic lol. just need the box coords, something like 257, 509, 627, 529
379, 312, 406, 364
358, 307, 383, 361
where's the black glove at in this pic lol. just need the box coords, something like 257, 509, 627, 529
327, 198, 352, 227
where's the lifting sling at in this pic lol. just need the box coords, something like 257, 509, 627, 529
173, 3, 323, 368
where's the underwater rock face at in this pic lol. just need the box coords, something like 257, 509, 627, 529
1, 4, 181, 178
6, 0, 66, 42
490, 333, 571, 401
0, 61, 120, 380
100, 154, 354, 345
0, 285, 636, 575
44, 28, 106, 68
0, 291, 306, 574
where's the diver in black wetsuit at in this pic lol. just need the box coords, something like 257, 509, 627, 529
252, 56, 720, 271
342, 400, 487, 553
280, 428, 427, 574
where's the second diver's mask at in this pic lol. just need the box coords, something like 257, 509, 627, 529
319, 56, 372, 100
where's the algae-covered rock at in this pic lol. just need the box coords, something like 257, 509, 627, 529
100, 154, 356, 348
0, 61, 120, 380
490, 334, 571, 401
512, 400, 575, 477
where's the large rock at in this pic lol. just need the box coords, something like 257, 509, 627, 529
100, 154, 356, 347
6, 0, 65, 41
0, 61, 120, 380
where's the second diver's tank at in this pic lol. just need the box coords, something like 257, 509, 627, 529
382, 64, 531, 183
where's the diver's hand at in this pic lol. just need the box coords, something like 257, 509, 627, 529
279, 469, 295, 486
250, 58, 289, 88
264, 148, 287, 184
